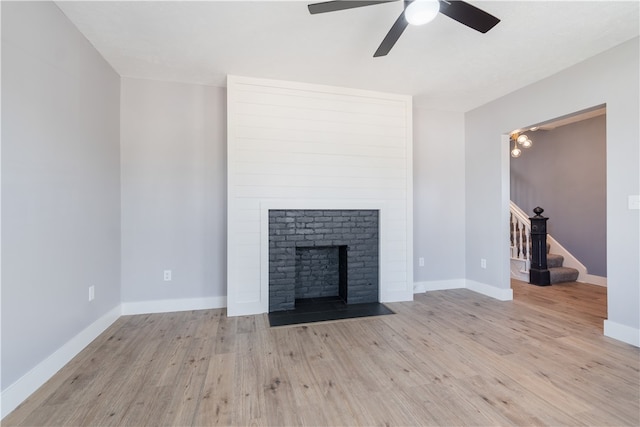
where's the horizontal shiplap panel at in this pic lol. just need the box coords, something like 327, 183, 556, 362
233, 150, 406, 170
382, 228, 407, 241
235, 277, 262, 302
233, 174, 407, 190
234, 232, 260, 246
235, 126, 405, 149
231, 199, 261, 212
231, 186, 407, 201
237, 254, 260, 270
386, 248, 408, 262
385, 241, 408, 255
232, 259, 259, 275
236, 102, 406, 128
232, 161, 406, 180
235, 138, 406, 159
386, 260, 410, 273
232, 219, 260, 233
387, 219, 409, 232
234, 85, 408, 117
232, 209, 263, 223
235, 114, 406, 138
383, 279, 411, 292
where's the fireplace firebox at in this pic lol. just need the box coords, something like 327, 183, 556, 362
295, 245, 348, 302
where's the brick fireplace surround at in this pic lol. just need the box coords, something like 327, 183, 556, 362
268, 210, 379, 312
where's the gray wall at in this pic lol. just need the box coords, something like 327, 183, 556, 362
413, 108, 466, 283
511, 115, 607, 276
466, 38, 639, 332
120, 78, 226, 303
1, 1, 121, 389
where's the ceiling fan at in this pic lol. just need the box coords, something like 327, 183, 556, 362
308, 0, 500, 57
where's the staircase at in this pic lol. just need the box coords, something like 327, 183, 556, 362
546, 249, 579, 283
510, 202, 579, 284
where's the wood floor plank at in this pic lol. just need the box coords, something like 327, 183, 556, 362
213, 309, 237, 355
3, 280, 639, 426
233, 332, 267, 424
191, 352, 236, 426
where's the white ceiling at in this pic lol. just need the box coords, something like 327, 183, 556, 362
55, 1, 639, 112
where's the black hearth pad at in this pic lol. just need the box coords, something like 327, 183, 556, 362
268, 298, 394, 327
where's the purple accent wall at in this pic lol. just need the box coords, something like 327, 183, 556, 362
510, 114, 606, 276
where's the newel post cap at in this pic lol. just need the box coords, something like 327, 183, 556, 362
532, 206, 546, 218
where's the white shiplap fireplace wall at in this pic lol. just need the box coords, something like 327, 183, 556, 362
227, 76, 413, 316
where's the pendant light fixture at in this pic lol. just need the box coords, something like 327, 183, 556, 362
510, 132, 533, 158
511, 138, 522, 158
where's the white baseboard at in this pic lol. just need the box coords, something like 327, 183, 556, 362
581, 274, 607, 287
0, 306, 121, 419
604, 320, 640, 347
414, 279, 466, 293
1, 296, 229, 418
465, 280, 513, 301
121, 296, 227, 315
414, 279, 512, 302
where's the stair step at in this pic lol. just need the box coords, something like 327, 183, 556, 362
549, 267, 579, 284
547, 253, 564, 268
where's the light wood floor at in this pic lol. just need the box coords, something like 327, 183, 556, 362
4, 281, 638, 426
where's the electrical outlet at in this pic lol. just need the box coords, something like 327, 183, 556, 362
164, 270, 172, 281
88, 286, 95, 302
629, 195, 640, 210
481, 259, 487, 269
418, 257, 425, 267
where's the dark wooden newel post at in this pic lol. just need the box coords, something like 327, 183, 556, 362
529, 206, 551, 286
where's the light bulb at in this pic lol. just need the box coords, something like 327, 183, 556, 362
521, 138, 532, 148
405, 0, 440, 26
511, 138, 522, 158
517, 134, 528, 144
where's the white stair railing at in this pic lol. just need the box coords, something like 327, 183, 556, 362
510, 201, 531, 272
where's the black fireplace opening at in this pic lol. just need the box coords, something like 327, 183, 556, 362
295, 245, 348, 303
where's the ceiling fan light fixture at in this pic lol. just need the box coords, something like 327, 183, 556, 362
308, 0, 500, 57
405, 0, 440, 26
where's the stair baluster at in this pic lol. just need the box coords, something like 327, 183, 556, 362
510, 209, 530, 266
518, 221, 524, 259
523, 226, 530, 271
510, 212, 516, 258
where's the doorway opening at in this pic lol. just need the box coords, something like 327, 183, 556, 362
507, 105, 608, 322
